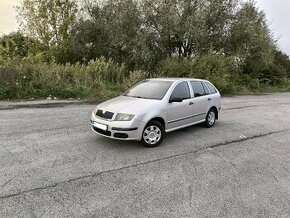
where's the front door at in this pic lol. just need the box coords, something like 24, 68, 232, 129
167, 81, 194, 130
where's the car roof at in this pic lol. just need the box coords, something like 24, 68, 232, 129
148, 78, 207, 82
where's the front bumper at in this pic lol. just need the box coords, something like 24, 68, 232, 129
90, 114, 146, 141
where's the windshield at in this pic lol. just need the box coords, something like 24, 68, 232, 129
124, 80, 173, 100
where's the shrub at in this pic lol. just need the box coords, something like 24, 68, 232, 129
158, 52, 242, 95
0, 53, 289, 100
0, 58, 146, 100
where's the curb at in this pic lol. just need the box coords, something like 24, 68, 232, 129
0, 100, 100, 110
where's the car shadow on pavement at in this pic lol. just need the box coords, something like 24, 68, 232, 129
92, 122, 223, 149
163, 122, 223, 144
93, 136, 144, 149
166, 123, 204, 136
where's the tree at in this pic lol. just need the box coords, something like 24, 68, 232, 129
17, 0, 78, 63
71, 0, 142, 68
273, 50, 290, 77
227, 2, 275, 80
18, 0, 78, 47
0, 32, 30, 60
202, 0, 239, 53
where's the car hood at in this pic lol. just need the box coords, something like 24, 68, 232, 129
97, 96, 161, 114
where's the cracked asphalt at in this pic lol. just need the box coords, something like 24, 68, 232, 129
0, 93, 290, 217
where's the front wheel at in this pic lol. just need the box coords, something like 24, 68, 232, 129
205, 108, 216, 128
141, 121, 165, 147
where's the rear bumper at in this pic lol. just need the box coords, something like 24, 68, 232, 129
90, 115, 146, 141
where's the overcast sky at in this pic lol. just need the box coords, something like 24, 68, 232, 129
0, 0, 20, 34
255, 0, 290, 55
0, 0, 289, 55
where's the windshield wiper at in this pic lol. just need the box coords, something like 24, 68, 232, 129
125, 95, 148, 99
124, 95, 155, 100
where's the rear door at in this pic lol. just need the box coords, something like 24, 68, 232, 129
204, 81, 221, 110
189, 81, 211, 122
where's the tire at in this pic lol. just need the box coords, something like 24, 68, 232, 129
141, 120, 165, 147
204, 108, 216, 128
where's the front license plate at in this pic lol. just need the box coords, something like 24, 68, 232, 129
93, 122, 107, 131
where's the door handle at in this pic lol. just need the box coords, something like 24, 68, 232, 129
189, 102, 194, 105
208, 98, 212, 101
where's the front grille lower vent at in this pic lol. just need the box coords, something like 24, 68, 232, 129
96, 110, 114, 119
93, 127, 111, 136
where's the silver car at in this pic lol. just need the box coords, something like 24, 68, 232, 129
91, 78, 221, 147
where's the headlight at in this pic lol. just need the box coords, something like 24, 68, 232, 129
115, 113, 135, 121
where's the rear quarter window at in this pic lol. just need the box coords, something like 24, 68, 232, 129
205, 82, 217, 94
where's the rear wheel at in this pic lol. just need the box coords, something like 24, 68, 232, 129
205, 108, 216, 128
141, 121, 165, 147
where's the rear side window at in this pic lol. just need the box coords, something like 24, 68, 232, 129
171, 82, 190, 99
190, 81, 206, 97
205, 82, 217, 94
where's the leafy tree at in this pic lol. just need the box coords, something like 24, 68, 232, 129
0, 32, 30, 60
261, 50, 290, 85
273, 50, 290, 77
202, 0, 238, 53
15, 0, 288, 86
228, 2, 275, 79
18, 0, 78, 47
17, 0, 78, 63
71, 0, 141, 69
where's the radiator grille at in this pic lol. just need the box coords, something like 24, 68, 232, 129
96, 109, 114, 119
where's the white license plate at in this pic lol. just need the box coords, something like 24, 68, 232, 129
93, 122, 107, 131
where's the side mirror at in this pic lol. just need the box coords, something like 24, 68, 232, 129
169, 96, 183, 103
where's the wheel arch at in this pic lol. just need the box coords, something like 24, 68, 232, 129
209, 106, 219, 120
147, 117, 166, 128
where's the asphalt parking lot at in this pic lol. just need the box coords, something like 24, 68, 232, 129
1, 93, 290, 217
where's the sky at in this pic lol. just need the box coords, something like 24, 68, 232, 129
0, 0, 21, 34
255, 0, 290, 55
0, 0, 289, 55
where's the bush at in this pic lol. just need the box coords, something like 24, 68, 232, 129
158, 52, 242, 95
190, 53, 233, 94
0, 58, 146, 100
0, 53, 289, 100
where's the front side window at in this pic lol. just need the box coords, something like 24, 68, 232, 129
170, 82, 190, 100
190, 81, 206, 97
124, 80, 173, 100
